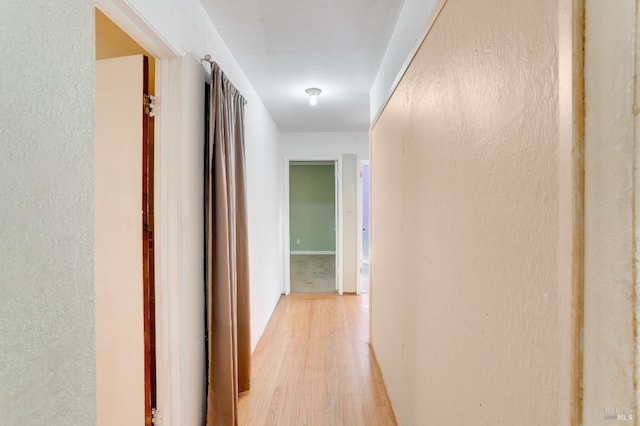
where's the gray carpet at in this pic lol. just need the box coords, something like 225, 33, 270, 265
290, 255, 336, 293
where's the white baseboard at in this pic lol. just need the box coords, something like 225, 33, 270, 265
290, 251, 336, 255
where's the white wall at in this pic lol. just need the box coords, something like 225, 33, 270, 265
369, 0, 444, 123
0, 1, 96, 424
371, 0, 573, 423
281, 132, 368, 293
170, 55, 208, 426
583, 0, 637, 423
244, 89, 283, 349
281, 132, 369, 159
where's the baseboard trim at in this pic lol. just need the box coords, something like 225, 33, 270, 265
290, 251, 336, 255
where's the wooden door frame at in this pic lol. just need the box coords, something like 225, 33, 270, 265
558, 0, 584, 423
141, 54, 154, 426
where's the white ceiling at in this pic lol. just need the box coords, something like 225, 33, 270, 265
200, 0, 404, 132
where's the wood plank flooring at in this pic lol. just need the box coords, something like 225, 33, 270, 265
239, 294, 397, 426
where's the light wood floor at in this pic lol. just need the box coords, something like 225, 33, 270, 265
238, 294, 397, 426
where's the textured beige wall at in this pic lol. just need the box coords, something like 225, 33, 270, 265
583, 0, 637, 423
371, 0, 567, 423
0, 1, 96, 424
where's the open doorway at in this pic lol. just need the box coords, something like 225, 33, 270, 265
95, 8, 156, 426
359, 160, 370, 293
288, 161, 338, 293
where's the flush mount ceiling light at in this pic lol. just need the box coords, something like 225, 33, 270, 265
305, 88, 321, 106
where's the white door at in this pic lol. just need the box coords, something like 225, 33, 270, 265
95, 54, 146, 426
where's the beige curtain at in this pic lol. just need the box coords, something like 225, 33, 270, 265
205, 63, 251, 426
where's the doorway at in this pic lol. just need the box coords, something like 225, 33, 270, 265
95, 9, 156, 426
359, 160, 370, 293
288, 161, 338, 293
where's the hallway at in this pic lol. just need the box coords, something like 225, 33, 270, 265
7, 0, 634, 423
239, 294, 396, 425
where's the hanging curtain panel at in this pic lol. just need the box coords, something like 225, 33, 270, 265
204, 62, 251, 426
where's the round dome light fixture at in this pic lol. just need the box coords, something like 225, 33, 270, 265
305, 88, 321, 106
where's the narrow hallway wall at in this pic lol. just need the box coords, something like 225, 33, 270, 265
0, 1, 96, 424
371, 0, 570, 423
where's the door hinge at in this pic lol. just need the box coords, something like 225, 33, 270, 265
151, 408, 159, 424
144, 94, 159, 117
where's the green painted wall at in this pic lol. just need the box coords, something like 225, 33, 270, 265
290, 164, 336, 252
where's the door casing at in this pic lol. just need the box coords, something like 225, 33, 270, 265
95, 1, 183, 425
284, 157, 343, 295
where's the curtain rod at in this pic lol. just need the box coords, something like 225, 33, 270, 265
200, 54, 215, 66
201, 53, 247, 105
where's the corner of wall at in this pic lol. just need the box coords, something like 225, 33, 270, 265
369, 0, 446, 125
